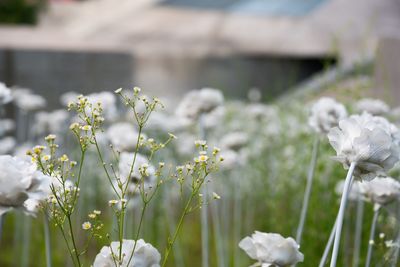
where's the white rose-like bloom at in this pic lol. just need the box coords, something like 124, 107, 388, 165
106, 122, 141, 152
0, 82, 13, 105
239, 231, 304, 267
176, 88, 224, 120
335, 179, 363, 201
13, 90, 46, 111
59, 91, 79, 106
308, 97, 347, 134
0, 137, 17, 154
93, 239, 161, 267
360, 177, 400, 206
0, 155, 51, 215
118, 152, 156, 195
328, 113, 400, 180
33, 109, 69, 136
355, 98, 390, 115
219, 132, 248, 151
86, 91, 118, 120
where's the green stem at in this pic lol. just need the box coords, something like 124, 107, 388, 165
126, 203, 148, 266
67, 215, 81, 267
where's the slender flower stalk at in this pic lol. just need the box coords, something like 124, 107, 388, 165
352, 199, 364, 267
319, 217, 337, 267
43, 213, 52, 267
296, 137, 320, 245
330, 162, 357, 267
365, 205, 380, 267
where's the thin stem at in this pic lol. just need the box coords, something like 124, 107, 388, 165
43, 213, 52, 267
296, 137, 320, 245
352, 199, 364, 267
365, 205, 380, 267
67, 215, 81, 267
126, 203, 148, 266
330, 162, 357, 267
162, 193, 196, 267
0, 214, 4, 245
58, 224, 76, 266
319, 217, 337, 267
233, 171, 242, 267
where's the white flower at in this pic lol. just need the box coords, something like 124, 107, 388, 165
0, 155, 51, 215
0, 137, 16, 154
355, 98, 389, 115
308, 97, 347, 134
86, 91, 118, 120
246, 103, 278, 121
106, 123, 141, 152
59, 91, 79, 106
360, 177, 400, 206
0, 119, 15, 136
239, 231, 304, 267
33, 109, 69, 136
118, 152, 156, 195
328, 113, 400, 180
0, 82, 13, 105
219, 132, 248, 151
13, 89, 46, 111
93, 239, 161, 267
335, 179, 363, 201
176, 88, 224, 120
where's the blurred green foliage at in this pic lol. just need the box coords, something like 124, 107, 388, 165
0, 0, 46, 25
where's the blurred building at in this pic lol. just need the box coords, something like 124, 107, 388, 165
0, 0, 399, 104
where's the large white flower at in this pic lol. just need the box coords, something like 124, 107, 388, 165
0, 82, 13, 105
0, 155, 51, 215
328, 113, 400, 180
360, 177, 400, 206
118, 152, 156, 195
176, 88, 224, 120
219, 132, 248, 151
106, 122, 141, 152
308, 97, 347, 134
239, 231, 304, 267
93, 239, 161, 267
355, 98, 389, 115
0, 137, 16, 154
13, 89, 46, 111
0, 119, 15, 136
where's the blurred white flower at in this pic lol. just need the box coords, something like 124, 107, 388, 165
0, 137, 16, 154
0, 82, 13, 105
59, 91, 79, 106
145, 111, 189, 132
33, 109, 69, 136
247, 88, 262, 102
308, 97, 347, 134
219, 132, 248, 151
13, 89, 46, 111
335, 179, 363, 201
355, 98, 389, 115
328, 113, 400, 180
106, 122, 141, 152
86, 91, 118, 120
176, 88, 224, 120
0, 155, 51, 215
360, 177, 400, 206
93, 239, 161, 267
239, 231, 304, 267
0, 119, 15, 136
118, 152, 156, 195
202, 106, 225, 129
246, 103, 278, 121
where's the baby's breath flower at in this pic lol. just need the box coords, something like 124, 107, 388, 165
133, 87, 141, 94
108, 200, 118, 206
88, 213, 96, 219
81, 125, 92, 131
59, 154, 69, 162
114, 88, 122, 94
198, 155, 209, 162
195, 140, 207, 147
42, 155, 51, 161
168, 133, 177, 139
82, 222, 92, 230
69, 123, 80, 130
213, 192, 221, 200
93, 210, 101, 215
45, 134, 56, 141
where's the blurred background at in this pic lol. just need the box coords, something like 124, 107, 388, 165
0, 0, 399, 105
1, 1, 400, 267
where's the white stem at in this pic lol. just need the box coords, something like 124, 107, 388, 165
233, 171, 242, 267
352, 199, 364, 267
330, 162, 357, 267
0, 215, 4, 243
365, 205, 380, 267
296, 137, 320, 245
21, 216, 32, 267
44, 214, 52, 267
210, 185, 225, 267
319, 217, 337, 267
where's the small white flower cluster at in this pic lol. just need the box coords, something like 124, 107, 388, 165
239, 231, 304, 267
12, 87, 46, 111
0, 82, 13, 105
355, 98, 390, 116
